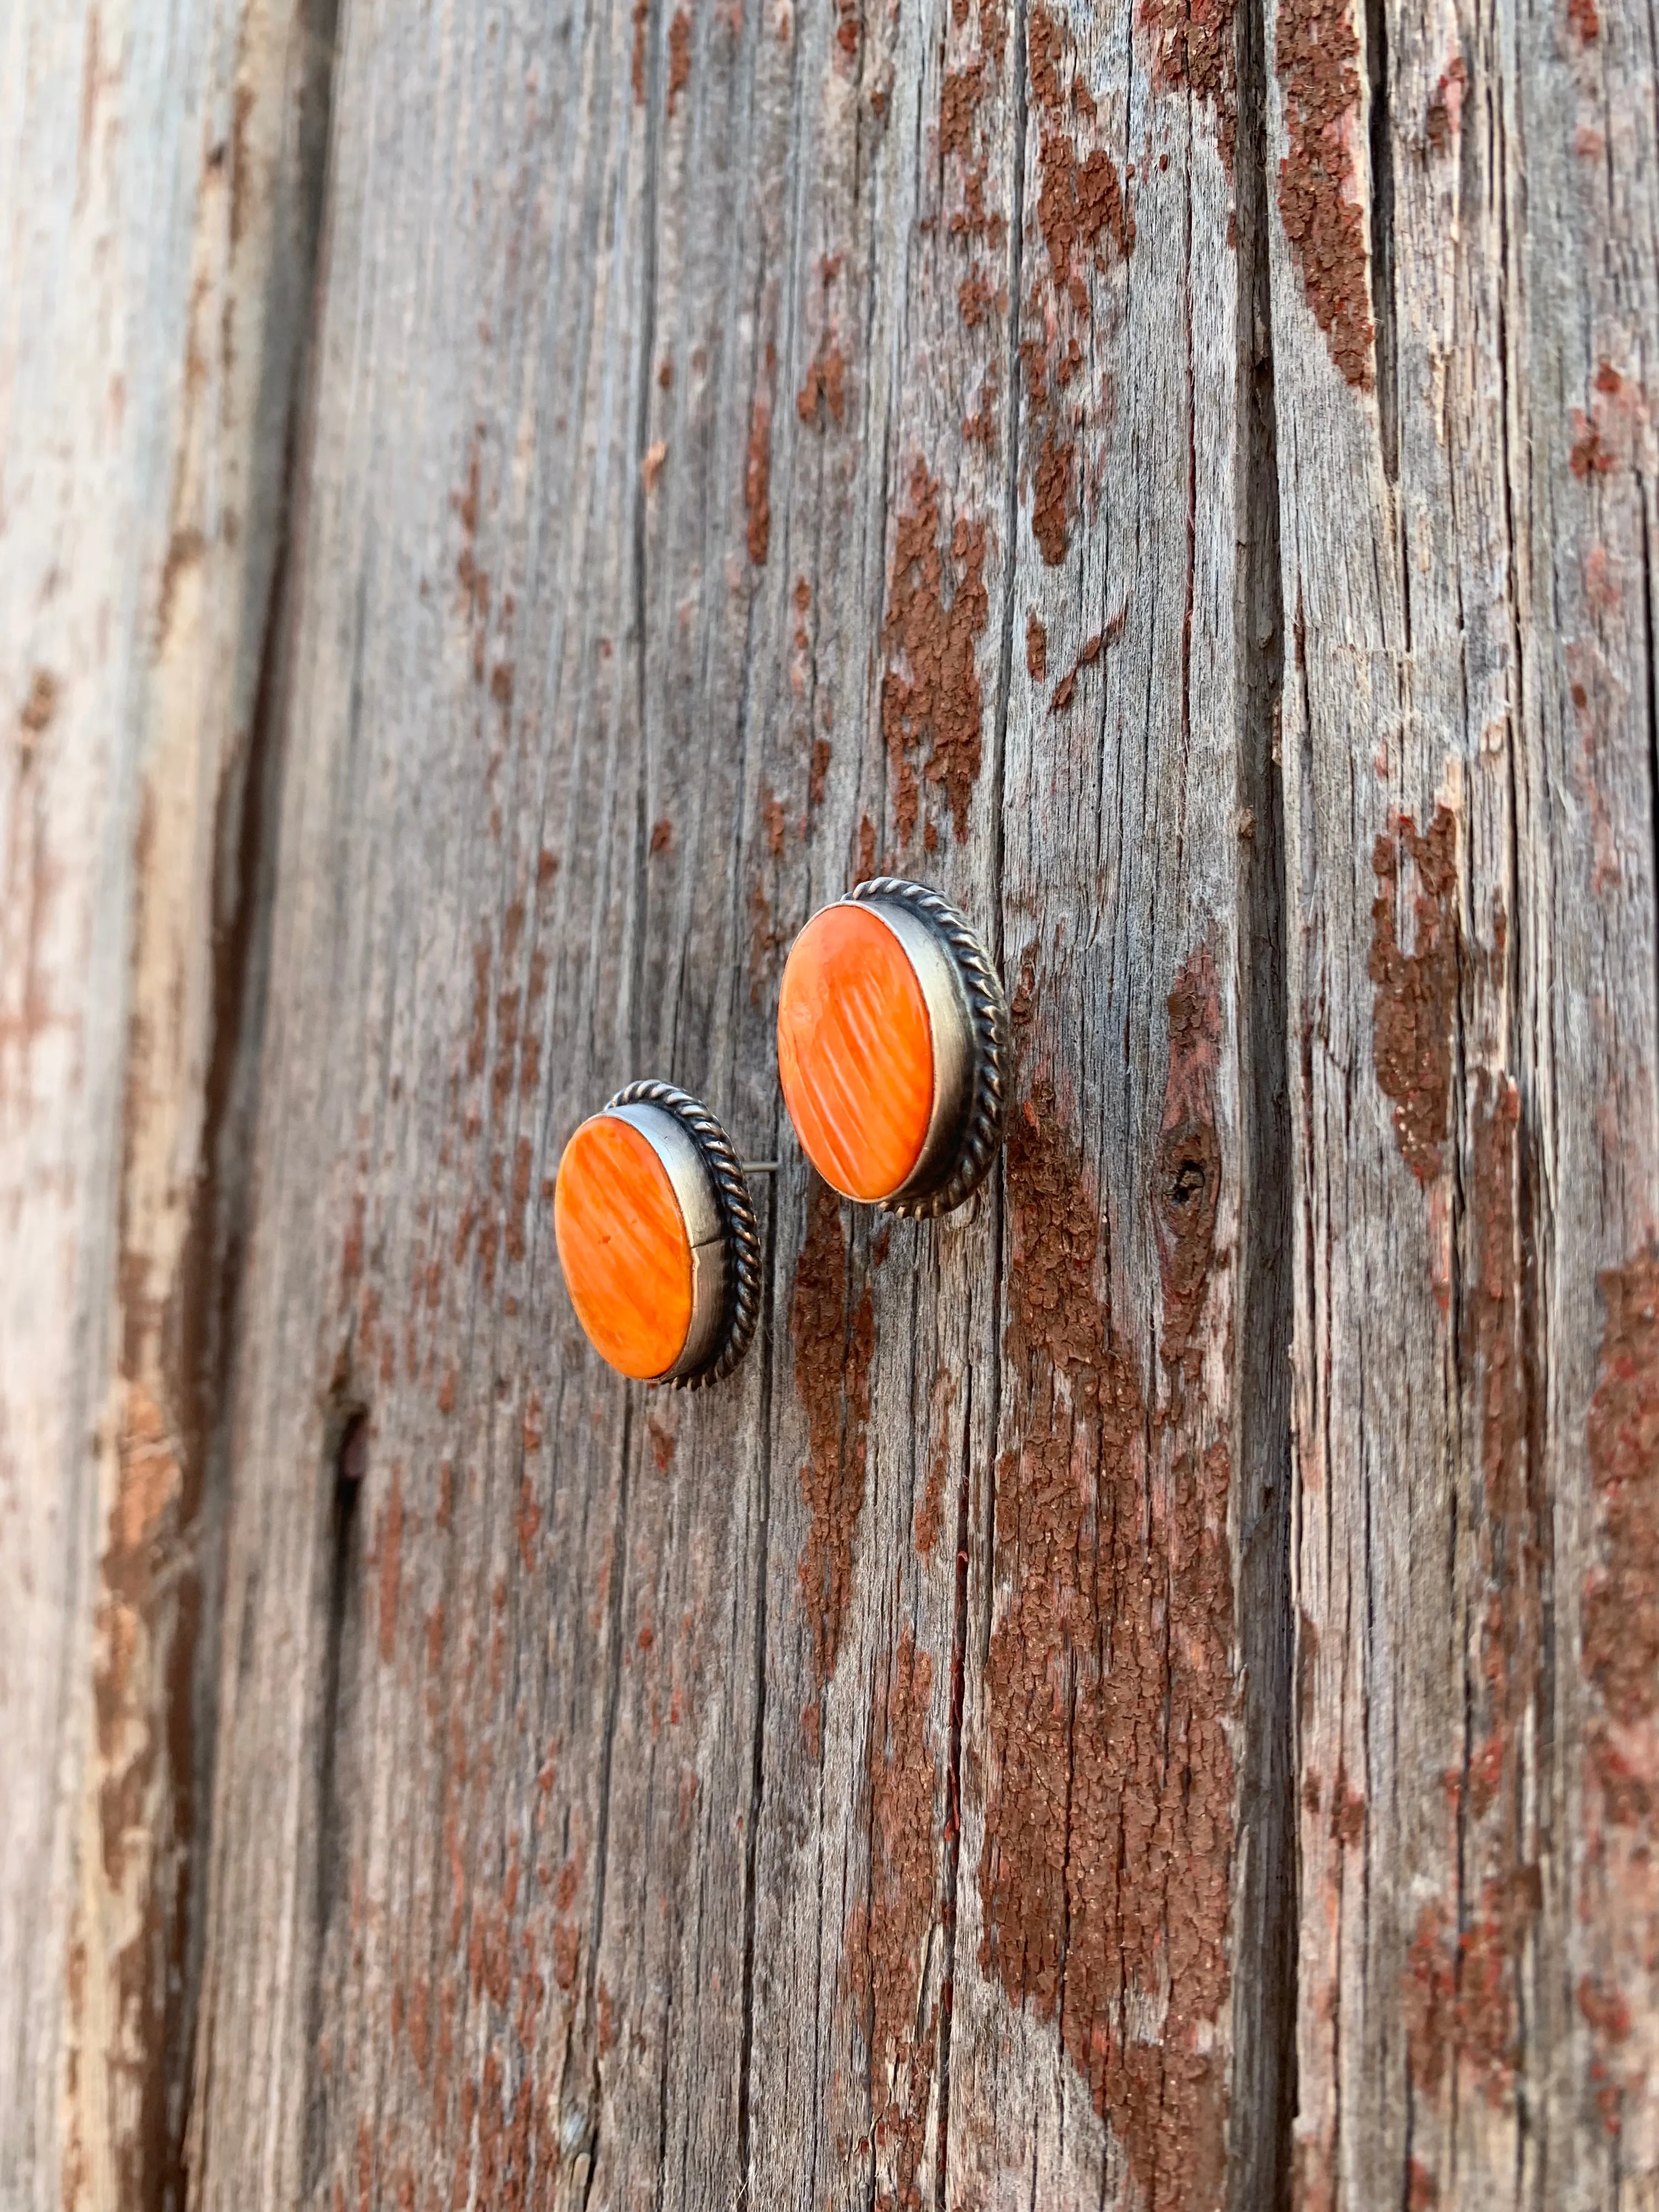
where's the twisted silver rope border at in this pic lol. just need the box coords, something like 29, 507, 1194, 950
604, 1080, 762, 1388
849, 877, 1010, 1218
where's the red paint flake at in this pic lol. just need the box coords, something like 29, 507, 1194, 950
939, 59, 986, 162
1368, 806, 1458, 1181
836, 0, 860, 60
1025, 612, 1048, 680
1404, 1876, 1535, 2106
1580, 1974, 1633, 2042
958, 268, 994, 328
792, 1179, 873, 1753
748, 877, 782, 1005
856, 814, 878, 882
745, 342, 776, 567
914, 1369, 955, 1555
1028, 2, 1066, 111
980, 1060, 1234, 2207
650, 816, 672, 854
667, 7, 691, 110
1276, 0, 1376, 387
1036, 129, 1132, 292
631, 0, 648, 94
844, 1630, 938, 2208
1585, 1257, 1659, 1725
1031, 431, 1075, 567
1424, 53, 1466, 150
1571, 416, 1615, 477
881, 459, 989, 845
1138, 0, 1239, 180
515, 1477, 541, 1575
647, 1410, 676, 1470
1386, 981, 1543, 2134
1567, 0, 1600, 37
809, 737, 832, 810
797, 338, 848, 427
1155, 945, 1223, 1359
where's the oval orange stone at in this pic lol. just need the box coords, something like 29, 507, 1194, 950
777, 902, 934, 1201
554, 1114, 694, 1379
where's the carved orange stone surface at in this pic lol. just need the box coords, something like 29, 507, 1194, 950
554, 1114, 693, 1379
777, 902, 934, 1201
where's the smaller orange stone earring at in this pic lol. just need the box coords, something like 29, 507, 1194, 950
777, 878, 1009, 1216
554, 1082, 761, 1386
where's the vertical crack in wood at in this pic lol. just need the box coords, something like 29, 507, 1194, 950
170, 0, 345, 2193
303, 1414, 365, 2197
1229, 0, 1294, 2204
1363, 0, 1396, 482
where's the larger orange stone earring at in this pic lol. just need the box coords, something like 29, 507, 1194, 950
777, 878, 1009, 1216
554, 1082, 761, 1386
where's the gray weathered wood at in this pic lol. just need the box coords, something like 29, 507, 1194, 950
0, 1, 330, 2202
1267, 0, 1659, 2200
7, 0, 1658, 2200
187, 0, 1293, 2201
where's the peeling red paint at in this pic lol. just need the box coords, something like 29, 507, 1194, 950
797, 339, 849, 428
1276, 0, 1375, 387
745, 343, 776, 567
1025, 612, 1048, 680
1582, 1245, 1659, 2140
792, 1179, 873, 1752
1424, 53, 1466, 151
1156, 943, 1223, 1358
980, 1030, 1234, 2207
1585, 1256, 1659, 1726
914, 1368, 955, 1557
1139, 0, 1239, 180
1036, 126, 1131, 296
1368, 806, 1458, 1182
881, 459, 988, 846
1401, 1064, 1543, 2116
667, 7, 691, 111
845, 1630, 938, 2211
631, 0, 648, 98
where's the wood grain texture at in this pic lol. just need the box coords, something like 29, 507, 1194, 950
188, 0, 1291, 2203
0, 0, 331, 2202
1266, 0, 1659, 2201
7, 0, 1656, 2194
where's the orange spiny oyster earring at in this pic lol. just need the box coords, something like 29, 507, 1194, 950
554, 1082, 761, 1386
776, 878, 1009, 1216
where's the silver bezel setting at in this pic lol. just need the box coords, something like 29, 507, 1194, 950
845, 877, 1010, 1218
601, 1081, 762, 1387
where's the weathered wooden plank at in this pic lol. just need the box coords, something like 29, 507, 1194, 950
1266, 0, 1659, 2200
190, 0, 1298, 2200
943, 0, 1295, 2203
0, 0, 330, 2202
